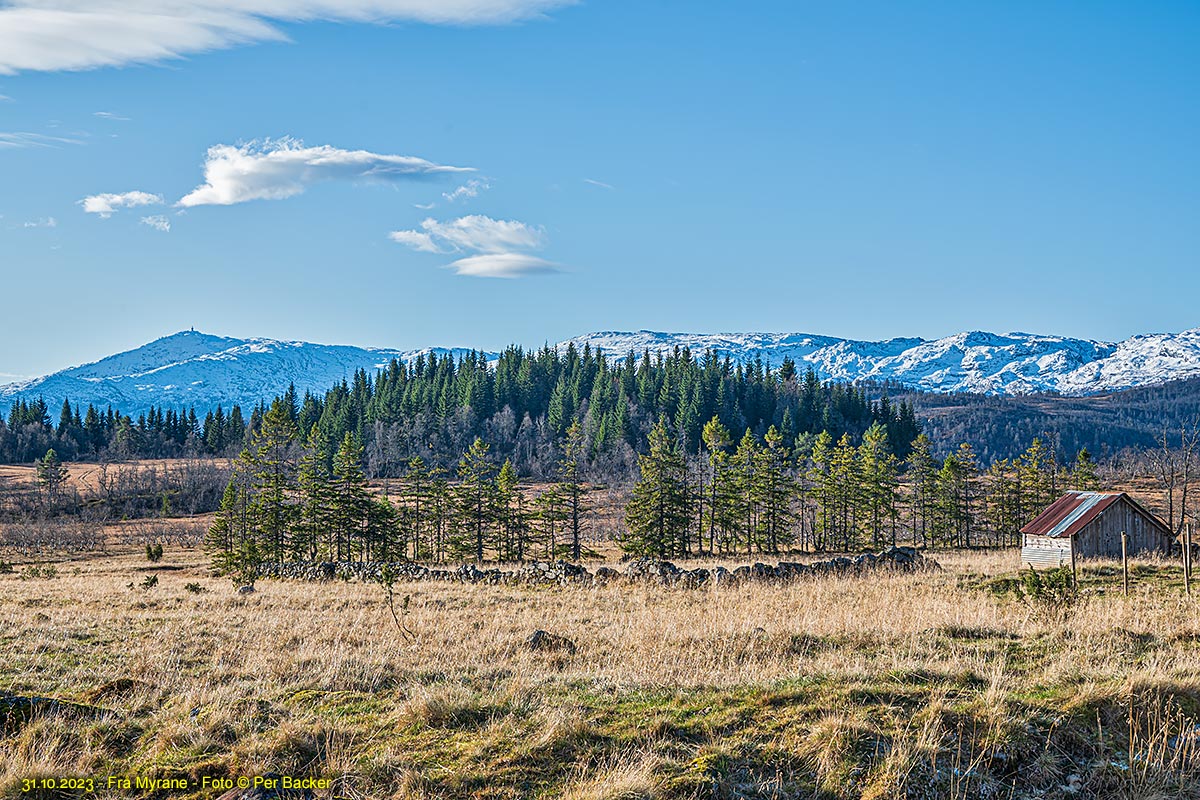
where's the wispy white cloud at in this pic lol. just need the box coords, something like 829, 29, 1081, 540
0, 131, 84, 149
442, 178, 490, 203
389, 215, 543, 255
23, 217, 57, 228
388, 229, 440, 253
176, 139, 470, 207
140, 214, 171, 232
0, 1, 575, 75
390, 214, 559, 278
447, 253, 558, 278
413, 202, 437, 210
583, 178, 614, 190
0, 94, 11, 102
80, 190, 163, 217
93, 110, 130, 120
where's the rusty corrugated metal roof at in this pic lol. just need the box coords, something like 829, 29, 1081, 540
1020, 491, 1125, 538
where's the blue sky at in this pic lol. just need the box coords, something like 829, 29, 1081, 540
1, 1, 1197, 378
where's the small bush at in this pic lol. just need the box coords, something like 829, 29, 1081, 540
0, 560, 13, 574
145, 542, 164, 563
19, 564, 58, 580
141, 574, 159, 589
1015, 566, 1077, 619
184, 582, 206, 594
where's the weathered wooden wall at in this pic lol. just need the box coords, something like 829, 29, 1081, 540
1073, 499, 1172, 557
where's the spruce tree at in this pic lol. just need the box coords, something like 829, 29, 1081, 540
36, 447, 69, 507
559, 421, 591, 560
858, 422, 899, 549
622, 421, 690, 558
1071, 448, 1101, 492
331, 432, 374, 560
244, 400, 299, 563
456, 437, 498, 562
701, 415, 733, 553
905, 434, 938, 548
752, 426, 796, 554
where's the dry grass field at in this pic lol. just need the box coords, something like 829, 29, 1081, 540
3, 547, 1200, 799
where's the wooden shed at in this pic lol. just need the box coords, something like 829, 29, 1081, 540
1020, 491, 1173, 568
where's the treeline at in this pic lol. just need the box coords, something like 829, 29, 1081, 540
906, 375, 1200, 463
206, 400, 597, 578
206, 393, 1101, 575
620, 419, 1100, 558
3, 346, 920, 486
1, 397, 251, 463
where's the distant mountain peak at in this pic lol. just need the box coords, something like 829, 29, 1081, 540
3, 326, 1200, 416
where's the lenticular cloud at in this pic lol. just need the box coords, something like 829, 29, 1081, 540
176, 140, 471, 207
390, 215, 561, 278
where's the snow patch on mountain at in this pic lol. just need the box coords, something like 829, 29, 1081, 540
0, 331, 486, 416
4, 326, 1200, 417
560, 328, 1200, 395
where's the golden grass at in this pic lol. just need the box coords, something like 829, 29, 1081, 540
3, 548, 1200, 798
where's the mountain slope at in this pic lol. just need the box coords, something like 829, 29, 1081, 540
0, 331, 484, 416
561, 329, 1200, 395
3, 326, 1200, 417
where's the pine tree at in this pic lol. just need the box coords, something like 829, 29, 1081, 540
1071, 448, 1101, 491
559, 421, 591, 560
495, 458, 524, 561
206, 469, 252, 579
906, 434, 938, 548
808, 430, 835, 551
830, 433, 859, 550
296, 426, 335, 560
729, 429, 760, 554
456, 437, 498, 562
752, 426, 796, 554
534, 486, 568, 560
36, 447, 69, 507
858, 422, 899, 548
701, 415, 734, 553
622, 421, 690, 557
331, 432, 375, 560
243, 400, 299, 563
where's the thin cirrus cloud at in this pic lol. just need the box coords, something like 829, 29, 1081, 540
0, 131, 83, 149
0, 1, 575, 74
140, 215, 171, 232
80, 190, 163, 217
389, 215, 560, 278
176, 139, 471, 207
442, 179, 490, 203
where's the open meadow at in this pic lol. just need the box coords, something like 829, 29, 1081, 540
4, 546, 1200, 799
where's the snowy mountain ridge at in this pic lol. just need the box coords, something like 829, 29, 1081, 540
3, 327, 1200, 417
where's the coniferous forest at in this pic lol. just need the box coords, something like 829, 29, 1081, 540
0, 343, 1177, 569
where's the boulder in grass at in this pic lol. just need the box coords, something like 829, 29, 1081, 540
525, 630, 577, 655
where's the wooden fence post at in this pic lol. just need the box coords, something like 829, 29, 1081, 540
1121, 531, 1129, 596
1071, 539, 1078, 588
1186, 523, 1193, 599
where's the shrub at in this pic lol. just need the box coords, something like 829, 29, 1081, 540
145, 542, 164, 563
184, 581, 206, 594
1015, 566, 1077, 620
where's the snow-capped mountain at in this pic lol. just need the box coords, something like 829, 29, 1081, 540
0, 331, 487, 416
3, 327, 1200, 417
560, 329, 1200, 395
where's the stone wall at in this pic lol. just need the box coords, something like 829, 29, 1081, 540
254, 546, 937, 587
